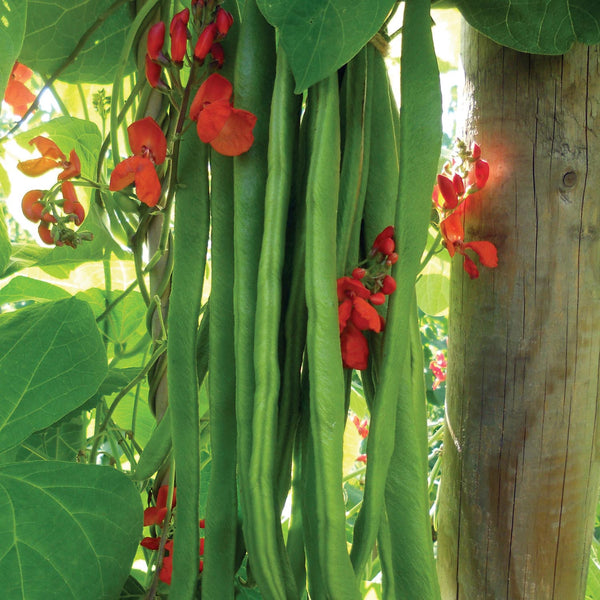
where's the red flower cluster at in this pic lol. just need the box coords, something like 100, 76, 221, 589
338, 227, 397, 370
189, 73, 256, 157
140, 485, 206, 585
3, 62, 35, 117
432, 141, 497, 279
109, 116, 167, 207
194, 6, 233, 65
18, 137, 87, 247
430, 351, 447, 390
351, 414, 369, 463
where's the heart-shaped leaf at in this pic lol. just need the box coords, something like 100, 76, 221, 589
257, 0, 395, 91
0, 297, 107, 453
0, 461, 142, 599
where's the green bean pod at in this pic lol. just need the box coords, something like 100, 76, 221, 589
336, 45, 373, 276
202, 3, 241, 594
245, 46, 300, 598
167, 131, 210, 599
304, 75, 362, 600
132, 408, 171, 481
350, 0, 442, 583
232, 0, 276, 516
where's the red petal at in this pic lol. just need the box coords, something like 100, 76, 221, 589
463, 240, 498, 268
189, 73, 232, 120
194, 23, 217, 61
338, 298, 352, 332
475, 159, 490, 189
440, 211, 464, 244
340, 324, 369, 370
453, 173, 465, 196
134, 159, 163, 206
147, 21, 165, 60
4, 80, 35, 115
210, 43, 225, 67
462, 254, 480, 279
30, 136, 65, 160
210, 107, 257, 156
196, 100, 232, 143
145, 55, 163, 88
21, 190, 45, 222
372, 226, 394, 251
336, 276, 370, 301
11, 62, 33, 83
170, 19, 188, 63
437, 174, 458, 209
17, 157, 59, 177
109, 156, 142, 191
140, 537, 161, 550
143, 506, 168, 526
471, 142, 481, 160
127, 117, 167, 164
58, 149, 81, 180
159, 556, 173, 585
61, 181, 78, 204
170, 8, 190, 32
351, 297, 381, 333
215, 8, 234, 35
156, 485, 176, 509
381, 275, 396, 295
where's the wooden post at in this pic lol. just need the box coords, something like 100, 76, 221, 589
437, 25, 600, 600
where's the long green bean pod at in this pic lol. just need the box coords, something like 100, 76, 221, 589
350, 0, 442, 581
304, 75, 362, 600
167, 132, 210, 598
246, 46, 300, 598
202, 3, 241, 595
232, 1, 276, 539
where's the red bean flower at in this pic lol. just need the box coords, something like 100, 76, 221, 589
109, 116, 167, 207
440, 211, 498, 279
18, 136, 81, 180
170, 8, 190, 64
189, 73, 257, 156
4, 62, 36, 117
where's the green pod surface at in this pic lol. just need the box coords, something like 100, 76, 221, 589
167, 131, 210, 599
336, 45, 373, 276
232, 0, 276, 532
202, 3, 241, 595
350, 0, 442, 587
304, 75, 361, 600
132, 408, 171, 481
246, 46, 300, 599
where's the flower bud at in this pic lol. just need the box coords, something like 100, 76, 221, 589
194, 23, 217, 61
370, 292, 385, 306
215, 8, 234, 36
209, 43, 225, 68
147, 22, 165, 60
381, 275, 396, 295
352, 267, 366, 280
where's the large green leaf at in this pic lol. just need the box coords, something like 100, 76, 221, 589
455, 0, 600, 54
0, 297, 107, 453
0, 0, 27, 100
0, 276, 71, 304
0, 461, 142, 599
15, 116, 102, 179
19, 0, 135, 84
256, 0, 395, 91
0, 212, 10, 276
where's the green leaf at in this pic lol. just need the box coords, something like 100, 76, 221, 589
0, 297, 107, 453
19, 0, 135, 84
416, 273, 450, 316
455, 0, 600, 54
15, 116, 102, 179
256, 0, 395, 91
13, 410, 86, 462
0, 275, 71, 304
98, 367, 143, 397
0, 162, 11, 198
0, 461, 142, 599
0, 0, 27, 100
0, 211, 10, 276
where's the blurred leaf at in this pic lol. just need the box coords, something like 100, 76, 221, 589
119, 575, 145, 599
19, 0, 135, 84
455, 0, 600, 54
0, 0, 27, 100
0, 162, 11, 197
0, 297, 107, 453
0, 212, 10, 275
98, 367, 143, 397
257, 0, 396, 91
0, 461, 142, 599
416, 272, 449, 316
0, 275, 70, 303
